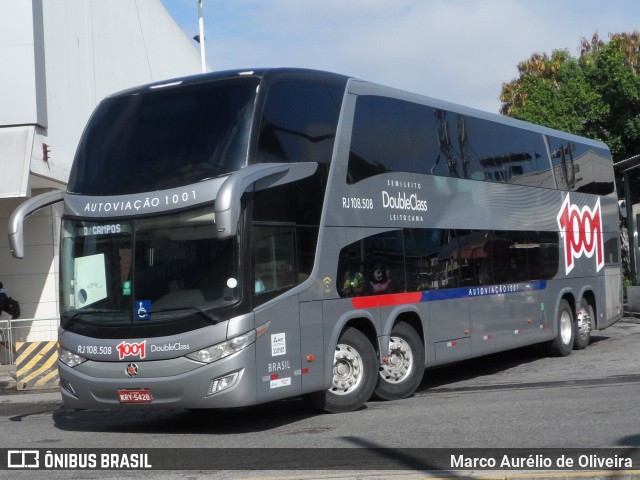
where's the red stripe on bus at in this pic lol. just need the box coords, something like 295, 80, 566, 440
351, 292, 423, 309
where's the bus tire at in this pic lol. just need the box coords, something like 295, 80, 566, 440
574, 298, 593, 350
546, 299, 575, 357
310, 327, 377, 413
373, 322, 425, 401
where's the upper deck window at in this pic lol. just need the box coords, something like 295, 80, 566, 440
257, 80, 344, 165
547, 136, 615, 195
347, 95, 557, 190
68, 77, 259, 195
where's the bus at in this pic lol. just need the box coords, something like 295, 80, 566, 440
9, 68, 622, 413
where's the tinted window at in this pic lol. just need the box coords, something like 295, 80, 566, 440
347, 96, 552, 188
548, 137, 615, 194
404, 228, 460, 290
337, 228, 559, 297
251, 223, 316, 307
69, 78, 259, 195
460, 117, 549, 187
338, 230, 406, 297
252, 226, 296, 295
257, 80, 344, 165
348, 96, 442, 183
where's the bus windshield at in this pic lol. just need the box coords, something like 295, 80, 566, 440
60, 205, 239, 326
68, 77, 259, 195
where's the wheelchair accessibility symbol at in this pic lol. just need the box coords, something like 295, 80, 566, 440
136, 300, 152, 320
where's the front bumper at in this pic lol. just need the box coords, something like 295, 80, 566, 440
58, 344, 257, 410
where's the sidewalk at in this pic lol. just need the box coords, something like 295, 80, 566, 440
0, 364, 60, 403
0, 364, 16, 391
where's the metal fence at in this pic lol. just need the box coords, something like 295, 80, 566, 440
0, 317, 59, 366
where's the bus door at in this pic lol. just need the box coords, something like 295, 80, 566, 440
251, 225, 303, 403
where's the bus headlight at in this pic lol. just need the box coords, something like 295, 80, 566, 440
186, 330, 256, 364
59, 347, 87, 368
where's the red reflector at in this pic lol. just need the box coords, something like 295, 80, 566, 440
270, 374, 279, 380
302, 368, 309, 374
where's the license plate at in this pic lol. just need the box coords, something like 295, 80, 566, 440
118, 388, 153, 403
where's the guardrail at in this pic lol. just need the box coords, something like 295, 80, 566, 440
1, 317, 59, 366
1, 318, 59, 391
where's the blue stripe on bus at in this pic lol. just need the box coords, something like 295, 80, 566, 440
352, 281, 547, 309
424, 280, 547, 302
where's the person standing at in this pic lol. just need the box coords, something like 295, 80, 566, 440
0, 282, 8, 316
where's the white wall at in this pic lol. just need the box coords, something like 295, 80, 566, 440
31, 0, 203, 185
0, 0, 204, 335
0, 0, 46, 127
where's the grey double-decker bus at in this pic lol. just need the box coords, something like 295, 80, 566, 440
9, 68, 622, 413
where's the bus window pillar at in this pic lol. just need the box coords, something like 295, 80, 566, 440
624, 170, 637, 286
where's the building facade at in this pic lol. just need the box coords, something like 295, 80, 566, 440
0, 0, 203, 345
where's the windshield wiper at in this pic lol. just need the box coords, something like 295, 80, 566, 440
62, 308, 124, 329
145, 306, 220, 325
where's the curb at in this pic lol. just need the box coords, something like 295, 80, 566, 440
0, 390, 61, 403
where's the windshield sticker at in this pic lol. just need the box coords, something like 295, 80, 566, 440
271, 333, 286, 356
74, 254, 107, 307
136, 300, 151, 320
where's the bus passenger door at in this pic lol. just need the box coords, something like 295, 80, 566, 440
251, 226, 303, 403
253, 295, 302, 403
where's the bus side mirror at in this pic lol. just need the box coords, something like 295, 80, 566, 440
8, 190, 65, 259
215, 162, 317, 239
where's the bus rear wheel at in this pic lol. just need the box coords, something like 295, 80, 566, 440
546, 299, 575, 357
310, 327, 377, 413
373, 322, 424, 401
574, 298, 593, 350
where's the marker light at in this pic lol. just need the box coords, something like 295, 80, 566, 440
186, 330, 256, 364
59, 347, 87, 368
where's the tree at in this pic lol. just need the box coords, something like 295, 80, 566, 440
500, 31, 640, 162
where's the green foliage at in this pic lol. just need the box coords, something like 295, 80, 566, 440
500, 31, 640, 162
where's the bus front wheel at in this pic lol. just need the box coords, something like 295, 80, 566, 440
546, 299, 575, 357
310, 327, 377, 413
373, 322, 425, 401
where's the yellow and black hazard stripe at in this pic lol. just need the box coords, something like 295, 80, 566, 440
15, 341, 59, 391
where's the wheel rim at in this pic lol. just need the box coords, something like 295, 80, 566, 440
379, 336, 413, 384
331, 343, 364, 395
560, 309, 573, 345
577, 306, 592, 340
